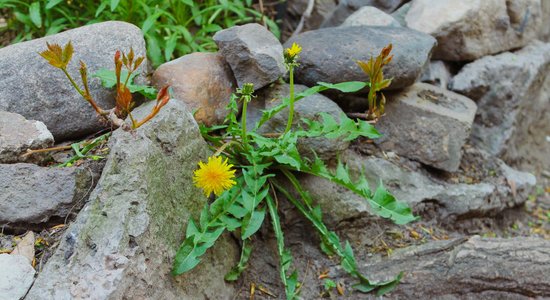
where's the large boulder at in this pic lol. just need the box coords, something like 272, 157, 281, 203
284, 26, 436, 92
0, 162, 103, 229
213, 23, 285, 90
0, 254, 36, 300
247, 83, 349, 160
284, 0, 338, 38
0, 110, 54, 164
374, 83, 477, 172
152, 52, 237, 126
25, 100, 238, 300
405, 0, 543, 61
0, 21, 147, 141
450, 41, 550, 173
363, 236, 550, 298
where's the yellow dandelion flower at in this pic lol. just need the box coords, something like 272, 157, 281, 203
285, 43, 302, 60
193, 156, 236, 196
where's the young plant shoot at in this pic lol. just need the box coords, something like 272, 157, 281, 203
174, 43, 417, 299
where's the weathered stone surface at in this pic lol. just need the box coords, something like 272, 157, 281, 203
391, 2, 411, 26
299, 149, 535, 226
341, 6, 401, 27
450, 41, 550, 173
285, 26, 435, 91
284, 0, 338, 39
26, 100, 238, 300
375, 83, 477, 172
0, 162, 102, 228
420, 60, 452, 89
247, 83, 349, 160
0, 110, 54, 164
0, 21, 147, 141
363, 236, 550, 298
152, 52, 237, 126
321, 0, 409, 27
405, 0, 543, 61
540, 0, 550, 41
0, 254, 35, 300
214, 23, 285, 90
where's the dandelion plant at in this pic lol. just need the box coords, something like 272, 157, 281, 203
175, 43, 416, 299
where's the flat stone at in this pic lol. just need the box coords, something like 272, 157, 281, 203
247, 83, 349, 160
0, 162, 102, 228
450, 41, 550, 172
363, 236, 550, 298
284, 26, 435, 91
405, 0, 543, 61
26, 100, 238, 300
341, 6, 401, 27
213, 23, 285, 90
0, 21, 147, 141
0, 254, 36, 300
152, 52, 237, 126
375, 83, 477, 172
0, 110, 54, 164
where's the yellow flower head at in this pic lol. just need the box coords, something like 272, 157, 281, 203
285, 43, 302, 61
193, 156, 236, 196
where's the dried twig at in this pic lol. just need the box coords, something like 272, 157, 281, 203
291, 0, 315, 38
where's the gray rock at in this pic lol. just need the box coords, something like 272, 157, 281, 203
420, 60, 452, 89
341, 6, 401, 27
0, 162, 102, 228
375, 83, 477, 172
405, 0, 543, 61
299, 149, 535, 226
391, 2, 411, 26
284, 0, 338, 38
247, 83, 349, 160
363, 236, 550, 298
152, 52, 237, 126
214, 23, 285, 90
0, 254, 36, 300
321, 0, 409, 27
450, 41, 550, 171
0, 21, 147, 141
540, 0, 550, 41
284, 26, 435, 92
0, 110, 54, 164
26, 100, 238, 300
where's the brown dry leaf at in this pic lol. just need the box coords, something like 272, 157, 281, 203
318, 269, 329, 279
11, 231, 35, 264
336, 282, 345, 296
249, 282, 255, 300
257, 286, 276, 297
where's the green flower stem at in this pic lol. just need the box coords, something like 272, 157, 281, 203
284, 65, 295, 134
265, 186, 297, 300
272, 178, 364, 280
281, 169, 314, 211
241, 95, 249, 147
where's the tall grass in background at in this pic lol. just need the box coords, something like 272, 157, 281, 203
0, 0, 280, 66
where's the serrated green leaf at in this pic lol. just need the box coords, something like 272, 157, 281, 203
241, 207, 266, 239
225, 240, 252, 281
371, 183, 418, 225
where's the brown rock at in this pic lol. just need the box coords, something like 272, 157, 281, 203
152, 52, 237, 126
